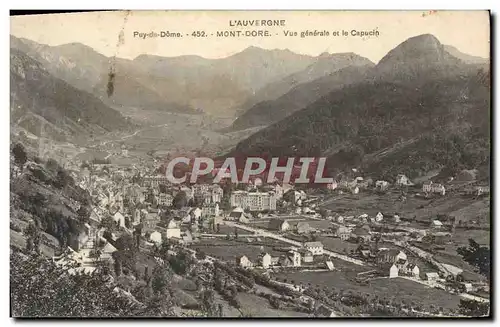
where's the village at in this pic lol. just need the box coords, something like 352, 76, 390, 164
36, 155, 490, 317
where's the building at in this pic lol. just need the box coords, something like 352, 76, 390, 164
259, 252, 272, 269
423, 181, 446, 195
304, 241, 324, 256
402, 263, 420, 278
236, 255, 253, 268
299, 250, 314, 263
315, 305, 337, 318
283, 190, 306, 205
202, 203, 220, 218
476, 186, 490, 196
279, 250, 301, 267
335, 226, 351, 241
296, 222, 311, 234
375, 212, 384, 222
149, 231, 162, 245
326, 181, 338, 191
113, 211, 126, 228
431, 220, 443, 229
193, 184, 224, 205
228, 207, 249, 223
268, 218, 290, 232
352, 227, 371, 243
381, 263, 399, 278
378, 249, 407, 265
425, 272, 440, 282
375, 180, 389, 191
158, 193, 174, 207
395, 174, 411, 186
377, 249, 407, 264
230, 190, 277, 212
142, 175, 169, 187
166, 220, 181, 239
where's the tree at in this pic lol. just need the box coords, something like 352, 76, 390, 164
77, 206, 91, 223
12, 143, 27, 166
196, 251, 207, 260
172, 191, 188, 209
25, 222, 41, 254
10, 250, 143, 317
458, 299, 490, 317
457, 239, 490, 281
200, 290, 218, 316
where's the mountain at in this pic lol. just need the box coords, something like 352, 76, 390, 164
11, 36, 316, 117
444, 45, 489, 65
134, 46, 315, 93
232, 52, 374, 118
10, 49, 134, 142
230, 34, 490, 180
229, 63, 374, 131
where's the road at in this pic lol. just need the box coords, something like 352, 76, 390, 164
99, 123, 169, 146
223, 221, 365, 266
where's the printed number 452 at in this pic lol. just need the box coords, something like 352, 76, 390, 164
192, 31, 206, 37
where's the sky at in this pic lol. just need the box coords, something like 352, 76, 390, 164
10, 11, 490, 63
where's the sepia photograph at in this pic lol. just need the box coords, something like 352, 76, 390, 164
9, 10, 491, 318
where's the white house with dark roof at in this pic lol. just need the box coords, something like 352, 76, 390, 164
304, 241, 324, 256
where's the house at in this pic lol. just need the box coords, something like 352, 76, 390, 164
259, 252, 272, 269
325, 260, 335, 271
166, 220, 181, 239
315, 304, 337, 318
100, 242, 118, 262
149, 231, 162, 245
288, 250, 302, 267
431, 220, 443, 229
327, 181, 338, 190
381, 263, 399, 278
395, 174, 411, 186
296, 222, 311, 234
476, 186, 490, 196
299, 249, 314, 263
236, 255, 253, 268
279, 250, 301, 267
402, 263, 420, 278
377, 249, 407, 264
336, 215, 345, 224
375, 212, 384, 222
432, 232, 452, 244
335, 226, 351, 241
375, 180, 389, 191
268, 218, 290, 232
228, 207, 249, 223
423, 181, 446, 195
304, 241, 324, 255
352, 227, 371, 243
351, 186, 359, 194
202, 203, 220, 218
113, 211, 126, 228
425, 272, 440, 282
158, 193, 173, 207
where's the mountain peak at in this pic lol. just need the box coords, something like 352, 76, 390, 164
376, 33, 462, 75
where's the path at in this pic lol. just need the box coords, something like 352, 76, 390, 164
224, 221, 365, 266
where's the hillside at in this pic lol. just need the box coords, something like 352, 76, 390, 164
230, 34, 490, 180
232, 52, 374, 119
10, 49, 134, 142
229, 64, 374, 131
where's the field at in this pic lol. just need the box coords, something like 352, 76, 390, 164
192, 238, 291, 262
273, 271, 462, 310
235, 292, 309, 317
321, 190, 490, 225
